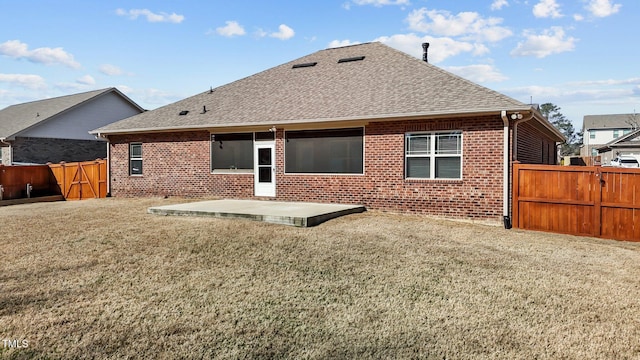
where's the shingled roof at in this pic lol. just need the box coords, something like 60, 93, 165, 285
94, 42, 540, 135
0, 88, 143, 140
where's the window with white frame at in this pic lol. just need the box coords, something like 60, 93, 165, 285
405, 132, 462, 179
129, 143, 143, 176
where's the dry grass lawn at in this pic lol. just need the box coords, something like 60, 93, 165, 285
0, 197, 639, 359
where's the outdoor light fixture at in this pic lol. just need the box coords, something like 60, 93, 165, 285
269, 126, 277, 132
511, 113, 523, 120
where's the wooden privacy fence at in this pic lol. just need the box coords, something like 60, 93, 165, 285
0, 159, 107, 201
512, 163, 640, 242
0, 164, 57, 200
48, 160, 107, 200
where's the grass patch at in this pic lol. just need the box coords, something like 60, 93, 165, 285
1, 198, 639, 359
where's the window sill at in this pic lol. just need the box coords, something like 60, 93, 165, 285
405, 178, 463, 184
211, 169, 253, 175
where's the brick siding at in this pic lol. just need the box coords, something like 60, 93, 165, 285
108, 116, 542, 221
11, 137, 107, 164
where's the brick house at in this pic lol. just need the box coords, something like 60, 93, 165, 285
93, 42, 563, 223
0, 88, 144, 165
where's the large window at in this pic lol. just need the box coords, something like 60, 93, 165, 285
129, 143, 143, 176
285, 128, 363, 174
211, 133, 253, 171
405, 132, 462, 179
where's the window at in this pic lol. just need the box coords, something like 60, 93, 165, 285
613, 130, 620, 138
211, 133, 253, 171
405, 132, 462, 179
624, 129, 632, 135
129, 143, 143, 176
285, 128, 363, 174
589, 130, 595, 139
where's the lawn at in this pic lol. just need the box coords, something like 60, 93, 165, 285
0, 198, 639, 359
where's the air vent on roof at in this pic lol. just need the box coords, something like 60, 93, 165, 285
338, 56, 365, 63
179, 110, 189, 116
292, 62, 318, 69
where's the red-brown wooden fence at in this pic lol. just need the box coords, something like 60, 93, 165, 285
513, 163, 640, 242
0, 164, 57, 200
48, 160, 107, 200
0, 159, 107, 201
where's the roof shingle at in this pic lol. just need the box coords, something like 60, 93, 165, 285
95, 42, 533, 134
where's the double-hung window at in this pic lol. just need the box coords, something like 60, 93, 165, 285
129, 143, 143, 176
405, 132, 462, 179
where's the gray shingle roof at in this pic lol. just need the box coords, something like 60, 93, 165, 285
94, 42, 534, 134
583, 113, 640, 131
0, 88, 142, 139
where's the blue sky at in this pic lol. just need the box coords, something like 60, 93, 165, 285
0, 0, 636, 130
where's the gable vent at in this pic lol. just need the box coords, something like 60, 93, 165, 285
179, 110, 189, 116
292, 62, 318, 69
338, 56, 365, 63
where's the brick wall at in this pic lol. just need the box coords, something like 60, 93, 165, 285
11, 137, 107, 164
108, 116, 525, 220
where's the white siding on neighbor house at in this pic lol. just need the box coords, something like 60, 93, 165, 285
584, 128, 630, 147
18, 92, 141, 141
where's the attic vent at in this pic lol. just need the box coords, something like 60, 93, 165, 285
338, 56, 365, 63
292, 62, 317, 69
179, 110, 189, 116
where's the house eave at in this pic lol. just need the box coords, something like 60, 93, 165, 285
92, 108, 534, 136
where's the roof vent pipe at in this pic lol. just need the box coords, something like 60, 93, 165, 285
422, 43, 429, 63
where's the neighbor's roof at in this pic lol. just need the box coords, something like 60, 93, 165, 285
0, 87, 144, 139
596, 128, 640, 152
94, 42, 542, 135
583, 113, 640, 131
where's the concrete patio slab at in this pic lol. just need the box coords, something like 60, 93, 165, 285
148, 199, 366, 227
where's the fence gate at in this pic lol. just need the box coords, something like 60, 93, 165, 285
48, 160, 107, 200
512, 164, 640, 242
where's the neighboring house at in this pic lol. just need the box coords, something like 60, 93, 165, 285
0, 88, 144, 165
596, 128, 640, 164
93, 42, 563, 222
581, 113, 640, 163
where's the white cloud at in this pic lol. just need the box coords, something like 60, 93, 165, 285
270, 24, 295, 40
406, 8, 512, 43
99, 64, 123, 76
573, 14, 585, 21
350, 0, 410, 7
0, 40, 81, 69
374, 33, 487, 64
511, 27, 576, 58
533, 0, 563, 18
76, 75, 95, 85
328, 39, 361, 48
445, 64, 508, 83
0, 73, 47, 89
116, 8, 184, 23
586, 0, 621, 17
491, 0, 509, 11
215, 21, 246, 37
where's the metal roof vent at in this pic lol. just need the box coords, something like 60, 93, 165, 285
292, 62, 318, 69
338, 56, 365, 63
179, 110, 189, 116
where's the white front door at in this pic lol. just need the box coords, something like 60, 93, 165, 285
254, 142, 276, 197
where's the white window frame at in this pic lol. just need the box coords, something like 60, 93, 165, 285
129, 143, 143, 176
405, 131, 463, 180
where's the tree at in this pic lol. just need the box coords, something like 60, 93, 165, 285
539, 103, 581, 156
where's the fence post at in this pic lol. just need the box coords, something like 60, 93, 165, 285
511, 162, 520, 229
593, 167, 602, 238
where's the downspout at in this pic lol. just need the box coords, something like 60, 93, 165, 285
500, 111, 511, 229
501, 110, 536, 230
96, 132, 111, 196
